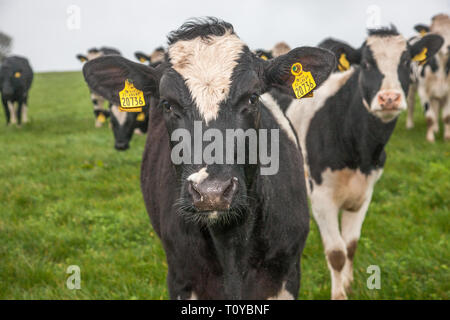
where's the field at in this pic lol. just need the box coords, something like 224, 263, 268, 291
0, 71, 448, 299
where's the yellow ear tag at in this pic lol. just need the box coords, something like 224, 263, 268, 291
412, 47, 428, 65
119, 79, 145, 112
97, 113, 106, 123
80, 57, 87, 62
136, 112, 146, 122
419, 30, 427, 37
139, 57, 147, 63
14, 72, 21, 78
260, 55, 268, 61
338, 53, 350, 72
291, 62, 316, 99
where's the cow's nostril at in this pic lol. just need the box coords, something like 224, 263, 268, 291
223, 177, 238, 200
188, 181, 202, 202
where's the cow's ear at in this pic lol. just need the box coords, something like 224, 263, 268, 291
264, 47, 336, 98
414, 24, 430, 35
76, 54, 88, 63
410, 34, 444, 64
82, 56, 162, 106
135, 51, 150, 63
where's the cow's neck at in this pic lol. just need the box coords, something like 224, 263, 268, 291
343, 90, 397, 169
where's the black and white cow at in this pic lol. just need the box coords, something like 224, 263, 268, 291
135, 47, 165, 66
0, 56, 33, 126
76, 47, 121, 127
83, 18, 336, 299
285, 27, 443, 299
109, 104, 149, 150
411, 14, 450, 142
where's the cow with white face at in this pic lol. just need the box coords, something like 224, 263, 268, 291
76, 47, 121, 128
412, 14, 450, 142
83, 18, 336, 299
285, 27, 443, 299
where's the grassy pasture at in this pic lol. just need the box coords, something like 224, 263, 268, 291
0, 71, 448, 299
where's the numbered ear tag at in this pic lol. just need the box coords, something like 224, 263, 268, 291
338, 53, 350, 72
136, 112, 146, 122
97, 113, 106, 123
119, 79, 145, 112
291, 62, 316, 99
412, 47, 428, 65
14, 72, 21, 78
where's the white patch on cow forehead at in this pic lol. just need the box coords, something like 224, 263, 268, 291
366, 35, 407, 89
168, 32, 245, 124
187, 167, 208, 184
111, 105, 127, 125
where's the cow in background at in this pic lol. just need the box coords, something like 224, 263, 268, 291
0, 56, 33, 126
411, 14, 450, 142
254, 42, 291, 61
76, 47, 121, 127
134, 47, 165, 66
286, 27, 443, 299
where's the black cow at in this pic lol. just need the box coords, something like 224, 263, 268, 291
0, 56, 33, 126
83, 18, 336, 299
285, 27, 443, 299
76, 47, 121, 128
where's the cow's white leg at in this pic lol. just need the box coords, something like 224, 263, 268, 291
310, 187, 347, 300
443, 100, 450, 141
134, 128, 144, 135
406, 84, 416, 129
22, 104, 29, 123
340, 190, 373, 291
7, 101, 17, 124
425, 100, 439, 143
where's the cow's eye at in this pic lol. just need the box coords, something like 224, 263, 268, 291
161, 100, 172, 112
249, 94, 259, 105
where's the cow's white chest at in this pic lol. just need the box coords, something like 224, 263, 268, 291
310, 168, 383, 212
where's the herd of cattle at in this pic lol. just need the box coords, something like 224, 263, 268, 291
1, 13, 449, 300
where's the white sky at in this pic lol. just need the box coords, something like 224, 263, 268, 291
0, 0, 448, 72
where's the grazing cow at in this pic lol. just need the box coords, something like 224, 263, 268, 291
0, 56, 33, 126
83, 18, 336, 299
135, 47, 165, 66
318, 38, 361, 72
76, 47, 121, 127
412, 14, 450, 142
285, 27, 443, 299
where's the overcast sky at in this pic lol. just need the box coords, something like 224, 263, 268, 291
0, 0, 448, 72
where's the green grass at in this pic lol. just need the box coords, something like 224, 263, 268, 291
0, 72, 448, 299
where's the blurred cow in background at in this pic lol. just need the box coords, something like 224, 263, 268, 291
408, 14, 450, 142
254, 41, 290, 61
0, 56, 33, 126
134, 47, 165, 66
76, 47, 121, 128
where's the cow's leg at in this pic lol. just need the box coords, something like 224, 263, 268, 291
22, 97, 29, 123
310, 191, 347, 300
340, 191, 373, 291
424, 100, 439, 142
2, 98, 10, 125
443, 99, 450, 141
16, 101, 23, 126
7, 101, 17, 124
406, 83, 417, 129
